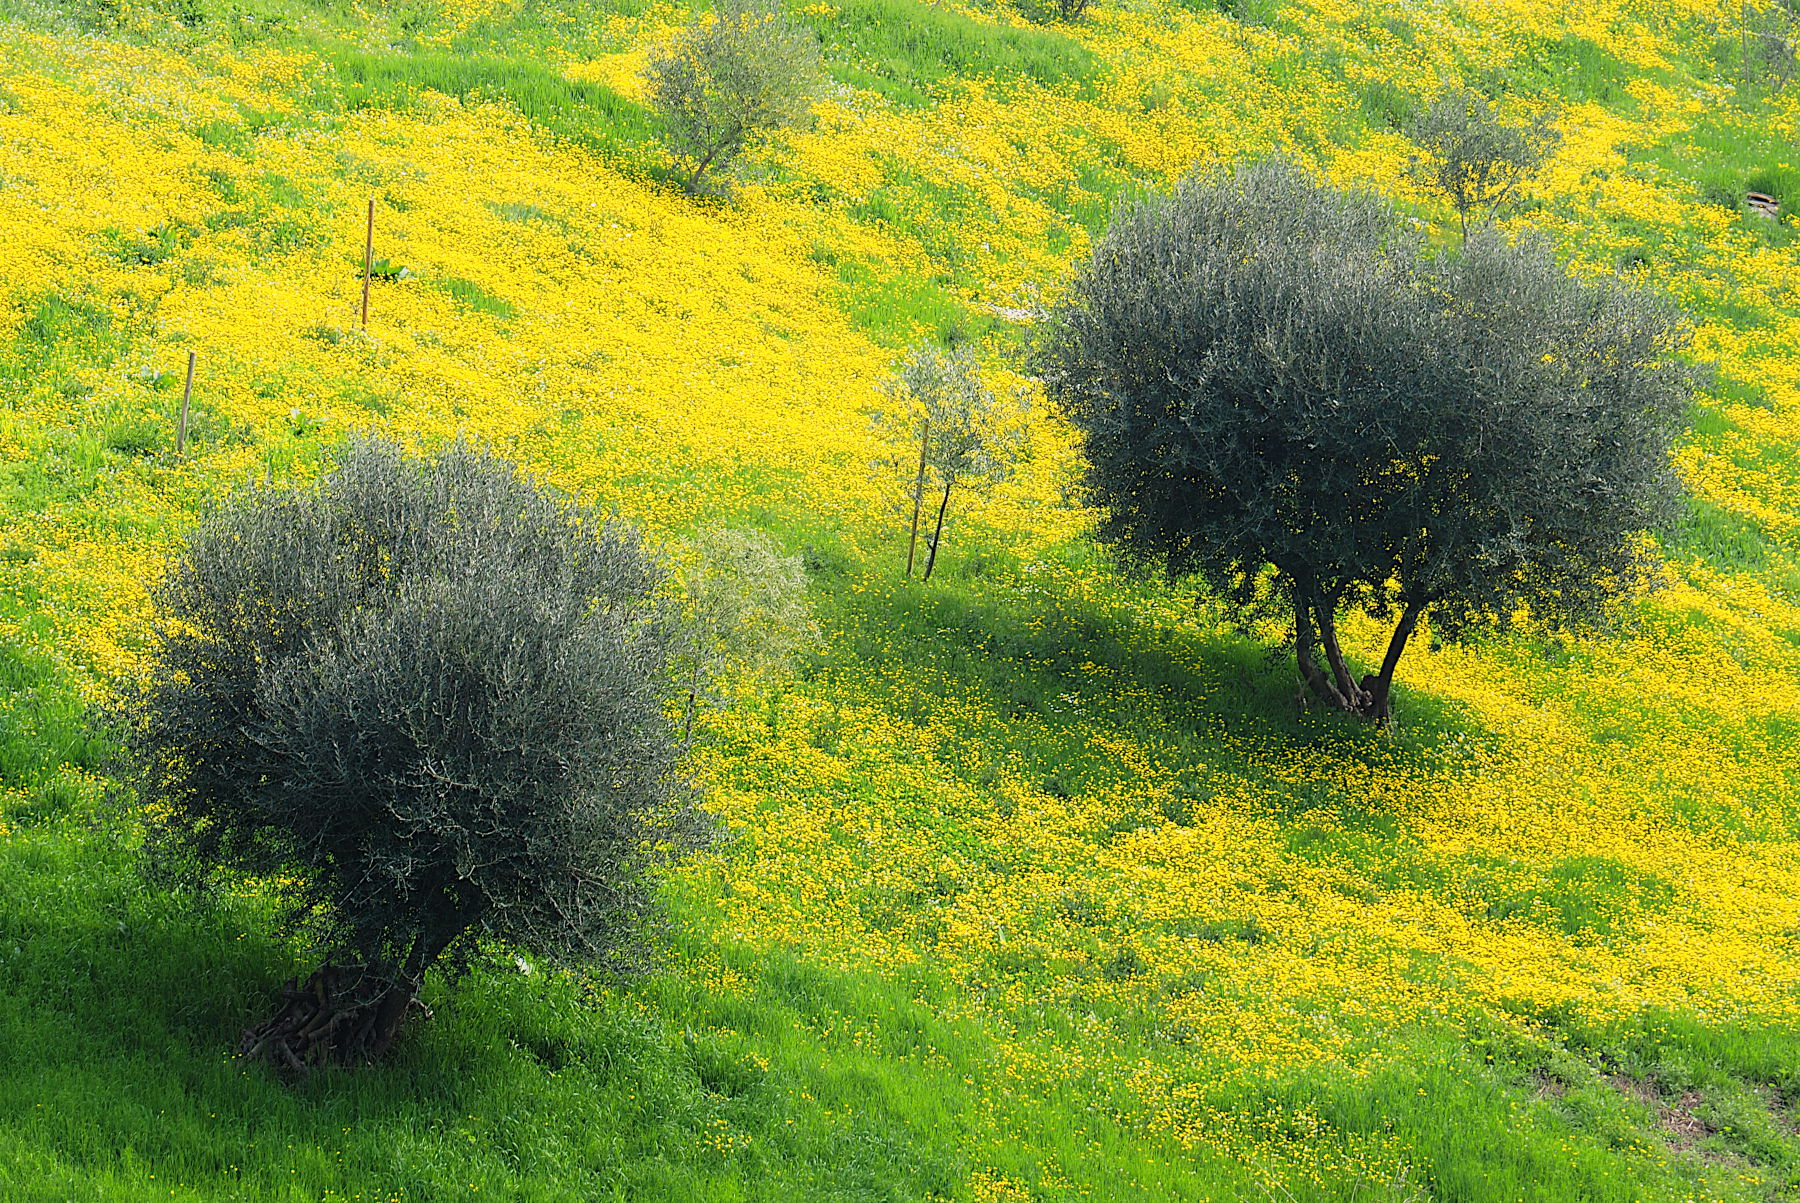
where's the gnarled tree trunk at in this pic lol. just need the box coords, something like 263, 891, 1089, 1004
1292, 583, 1424, 726
238, 963, 429, 1072
239, 922, 462, 1073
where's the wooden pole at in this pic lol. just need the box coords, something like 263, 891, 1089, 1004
361, 197, 375, 329
905, 418, 930, 576
176, 349, 195, 457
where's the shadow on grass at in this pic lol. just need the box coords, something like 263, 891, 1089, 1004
820, 553, 1496, 824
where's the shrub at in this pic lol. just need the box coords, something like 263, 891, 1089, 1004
643, 0, 825, 195
1409, 87, 1560, 239
1038, 160, 1694, 721
117, 438, 708, 1068
672, 527, 819, 741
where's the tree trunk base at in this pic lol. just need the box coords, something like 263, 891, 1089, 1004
239, 963, 430, 1073
1356, 674, 1393, 726
1299, 673, 1393, 725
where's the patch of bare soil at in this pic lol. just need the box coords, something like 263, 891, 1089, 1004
1659, 1089, 1712, 1148
1608, 1075, 1714, 1152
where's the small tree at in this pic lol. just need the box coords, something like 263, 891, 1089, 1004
117, 438, 709, 1068
1039, 160, 1694, 722
873, 344, 1028, 582
643, 0, 825, 196
1751, 1, 1799, 92
672, 527, 818, 743
1409, 88, 1560, 240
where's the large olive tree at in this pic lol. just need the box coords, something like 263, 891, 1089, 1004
118, 439, 709, 1068
1038, 160, 1694, 721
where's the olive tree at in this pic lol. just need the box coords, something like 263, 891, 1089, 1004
643, 0, 825, 195
117, 438, 709, 1068
1038, 160, 1693, 722
1409, 88, 1560, 240
872, 344, 1028, 581
671, 526, 818, 743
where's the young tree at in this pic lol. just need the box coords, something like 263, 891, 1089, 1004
643, 0, 825, 196
1039, 160, 1693, 722
1409, 88, 1560, 240
873, 344, 1028, 582
671, 526, 819, 743
1750, 0, 1799, 92
116, 438, 710, 1069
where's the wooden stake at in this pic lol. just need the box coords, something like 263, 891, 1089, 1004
177, 349, 195, 457
361, 197, 375, 329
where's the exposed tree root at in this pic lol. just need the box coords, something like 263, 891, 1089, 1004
239, 964, 431, 1074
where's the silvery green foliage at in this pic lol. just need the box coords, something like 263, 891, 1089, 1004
1752, 2, 1798, 91
1039, 159, 1693, 716
872, 344, 1030, 579
1409, 88, 1561, 238
883, 344, 1028, 489
121, 438, 708, 981
673, 527, 818, 724
644, 0, 825, 195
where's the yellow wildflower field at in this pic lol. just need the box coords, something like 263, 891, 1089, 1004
2, 0, 1799, 1194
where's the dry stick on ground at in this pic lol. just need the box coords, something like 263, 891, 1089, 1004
905, 418, 930, 576
360, 197, 374, 330
176, 349, 195, 457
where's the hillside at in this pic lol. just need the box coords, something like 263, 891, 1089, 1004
1, 0, 1799, 1198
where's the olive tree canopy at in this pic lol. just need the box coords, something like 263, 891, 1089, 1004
1038, 160, 1693, 721
644, 0, 825, 195
119, 439, 708, 1067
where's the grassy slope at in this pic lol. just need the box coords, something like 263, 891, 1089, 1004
0, 0, 1799, 1199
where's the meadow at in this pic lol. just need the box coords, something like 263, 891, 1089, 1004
0, 0, 1799, 1198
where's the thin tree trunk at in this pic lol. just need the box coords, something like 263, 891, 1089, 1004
1293, 587, 1348, 709
1313, 600, 1366, 709
922, 478, 953, 582
361, 197, 374, 329
682, 125, 745, 194
176, 349, 195, 457
905, 419, 930, 576
1361, 601, 1423, 724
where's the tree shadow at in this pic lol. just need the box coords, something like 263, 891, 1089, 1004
824, 564, 1499, 825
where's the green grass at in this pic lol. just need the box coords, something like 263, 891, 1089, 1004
434, 277, 517, 321
3, 0, 1800, 1199
797, 0, 1099, 107
0, 555, 1796, 1200
327, 51, 662, 168
1491, 33, 1639, 105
